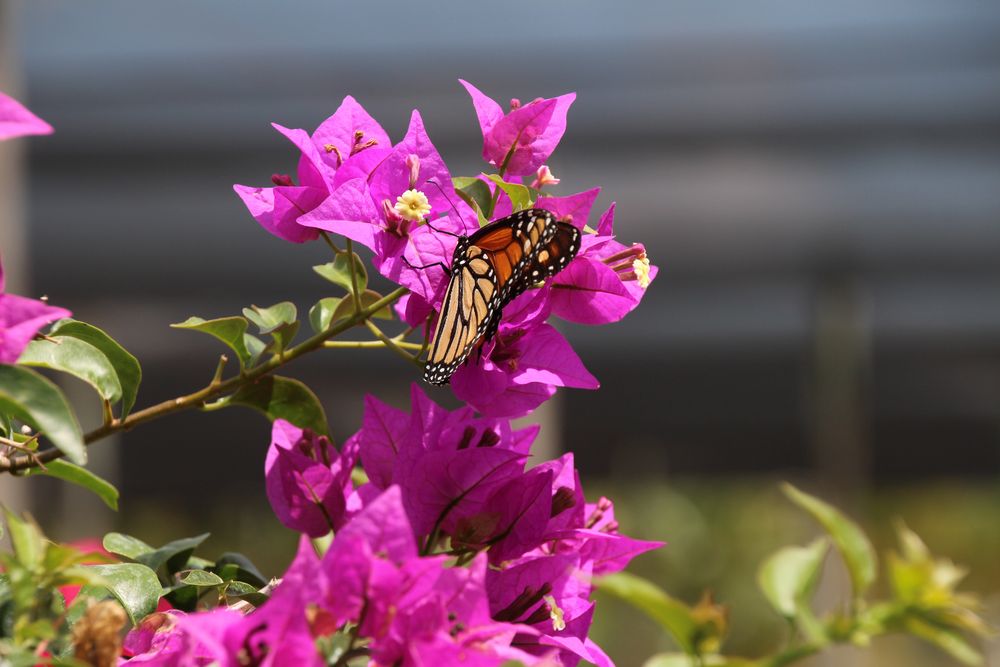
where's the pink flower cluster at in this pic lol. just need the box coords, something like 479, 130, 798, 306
234, 81, 656, 418
125, 389, 660, 666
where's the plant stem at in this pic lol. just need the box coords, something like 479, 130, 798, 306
319, 231, 343, 254
322, 339, 423, 351
0, 287, 409, 474
345, 239, 362, 314
364, 320, 422, 367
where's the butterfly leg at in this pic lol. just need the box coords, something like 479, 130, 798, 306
401, 256, 451, 276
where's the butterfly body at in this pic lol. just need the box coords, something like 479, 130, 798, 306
422, 208, 580, 386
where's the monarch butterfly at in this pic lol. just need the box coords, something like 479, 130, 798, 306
419, 208, 581, 386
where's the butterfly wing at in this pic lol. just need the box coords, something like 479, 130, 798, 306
468, 209, 557, 303
500, 219, 582, 307
422, 209, 567, 386
422, 240, 501, 385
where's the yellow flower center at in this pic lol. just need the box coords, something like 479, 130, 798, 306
394, 189, 432, 222
633, 257, 651, 288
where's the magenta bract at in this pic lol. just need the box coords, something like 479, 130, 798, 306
264, 419, 356, 537
460, 80, 575, 177
0, 91, 52, 141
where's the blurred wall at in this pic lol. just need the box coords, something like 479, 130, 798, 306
6, 1, 1000, 524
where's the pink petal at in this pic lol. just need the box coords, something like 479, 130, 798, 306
536, 188, 601, 229
512, 325, 599, 390
399, 447, 526, 537
358, 394, 410, 489
0, 91, 53, 140
369, 110, 458, 222
549, 257, 637, 325
0, 294, 71, 364
272, 123, 332, 191
459, 79, 505, 136
296, 178, 379, 248
312, 95, 391, 175
596, 202, 616, 236
484, 93, 575, 176
337, 485, 417, 563
233, 184, 324, 244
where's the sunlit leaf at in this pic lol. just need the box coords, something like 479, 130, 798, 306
758, 537, 828, 619
170, 316, 263, 370
243, 302, 297, 335
453, 176, 492, 223
332, 290, 392, 323
314, 251, 368, 294
902, 616, 983, 666
598, 571, 698, 655
485, 174, 535, 212
178, 570, 224, 587
309, 297, 345, 333
103, 532, 154, 560
782, 483, 877, 599
3, 509, 44, 569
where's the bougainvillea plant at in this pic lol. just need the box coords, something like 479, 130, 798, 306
0, 86, 989, 667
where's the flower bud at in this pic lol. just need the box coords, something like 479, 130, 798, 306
530, 165, 560, 190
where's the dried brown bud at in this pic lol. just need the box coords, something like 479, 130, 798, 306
72, 600, 127, 667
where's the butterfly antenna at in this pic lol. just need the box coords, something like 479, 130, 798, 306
423, 179, 466, 238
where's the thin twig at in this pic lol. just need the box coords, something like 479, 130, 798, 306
363, 320, 421, 367
345, 239, 362, 315
323, 339, 423, 351
0, 287, 409, 474
319, 231, 343, 254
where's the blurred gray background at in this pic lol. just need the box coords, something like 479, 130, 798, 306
2, 1, 999, 665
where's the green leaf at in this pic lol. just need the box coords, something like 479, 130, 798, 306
178, 570, 224, 587
221, 376, 328, 435
453, 176, 492, 222
243, 302, 299, 355
23, 460, 119, 510
49, 319, 142, 418
19, 337, 122, 404
225, 580, 257, 594
758, 537, 828, 619
243, 302, 297, 335
597, 571, 698, 655
170, 316, 263, 370
4, 509, 44, 569
309, 297, 345, 333
902, 616, 983, 666
333, 290, 393, 323
485, 174, 535, 212
0, 365, 85, 464
215, 552, 268, 588
643, 655, 757, 667
84, 563, 162, 625
103, 532, 154, 560
136, 533, 210, 575
313, 252, 368, 293
782, 484, 877, 599
225, 580, 269, 607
